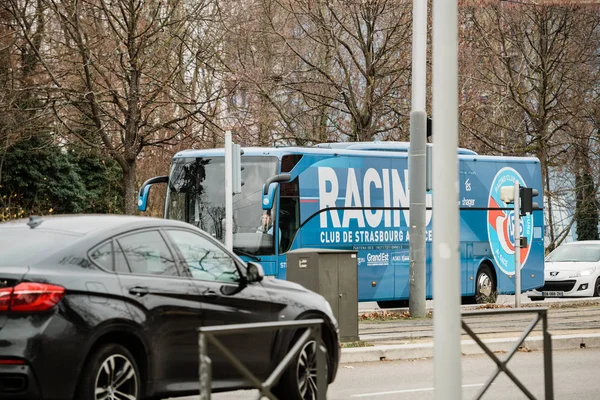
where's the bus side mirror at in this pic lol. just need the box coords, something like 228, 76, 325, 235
262, 183, 277, 210
261, 173, 292, 211
138, 185, 151, 212
138, 175, 169, 212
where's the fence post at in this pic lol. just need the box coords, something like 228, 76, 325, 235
542, 310, 554, 400
198, 319, 327, 400
199, 332, 212, 400
315, 325, 327, 400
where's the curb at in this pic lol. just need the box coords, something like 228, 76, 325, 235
340, 333, 600, 364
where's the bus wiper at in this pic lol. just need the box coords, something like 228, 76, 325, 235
233, 249, 261, 262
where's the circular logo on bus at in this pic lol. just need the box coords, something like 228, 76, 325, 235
487, 167, 534, 275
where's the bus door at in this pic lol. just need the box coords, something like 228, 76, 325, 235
391, 246, 411, 300
465, 242, 474, 296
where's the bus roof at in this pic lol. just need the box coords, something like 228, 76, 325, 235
172, 141, 539, 164
174, 141, 479, 159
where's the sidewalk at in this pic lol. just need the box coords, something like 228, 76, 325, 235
341, 298, 600, 363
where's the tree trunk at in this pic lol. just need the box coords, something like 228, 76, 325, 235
541, 151, 555, 252
575, 155, 599, 241
122, 160, 137, 215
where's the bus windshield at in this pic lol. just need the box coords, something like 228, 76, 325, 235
166, 156, 278, 255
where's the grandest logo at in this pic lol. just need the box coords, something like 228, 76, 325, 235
367, 252, 389, 263
317, 166, 433, 229
487, 167, 534, 275
366, 252, 389, 266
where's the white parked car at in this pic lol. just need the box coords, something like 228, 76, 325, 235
528, 241, 600, 300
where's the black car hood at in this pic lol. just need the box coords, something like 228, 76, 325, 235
257, 277, 336, 324
259, 277, 309, 293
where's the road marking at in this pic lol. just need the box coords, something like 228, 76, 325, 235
351, 383, 484, 397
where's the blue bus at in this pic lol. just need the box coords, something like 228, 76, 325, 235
138, 141, 544, 306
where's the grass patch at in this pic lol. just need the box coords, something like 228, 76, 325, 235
468, 298, 600, 310
359, 310, 433, 322
341, 340, 374, 348
359, 298, 600, 322
466, 303, 512, 310
539, 300, 600, 309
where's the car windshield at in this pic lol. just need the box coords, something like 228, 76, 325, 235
0, 229, 80, 265
546, 243, 600, 263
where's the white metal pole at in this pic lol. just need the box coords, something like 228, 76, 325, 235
225, 131, 233, 251
409, 0, 428, 318
432, 0, 461, 398
412, 0, 427, 112
514, 181, 521, 308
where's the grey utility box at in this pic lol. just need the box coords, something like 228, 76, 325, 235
286, 248, 358, 342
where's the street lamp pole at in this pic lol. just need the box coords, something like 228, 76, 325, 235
514, 180, 522, 308
409, 0, 428, 319
432, 0, 462, 398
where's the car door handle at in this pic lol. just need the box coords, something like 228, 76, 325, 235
129, 286, 149, 297
202, 289, 219, 300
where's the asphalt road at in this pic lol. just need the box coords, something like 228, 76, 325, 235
167, 294, 600, 400
173, 346, 598, 400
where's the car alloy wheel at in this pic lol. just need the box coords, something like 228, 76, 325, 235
296, 339, 327, 400
94, 354, 138, 400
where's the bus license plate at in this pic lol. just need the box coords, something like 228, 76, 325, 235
542, 291, 564, 297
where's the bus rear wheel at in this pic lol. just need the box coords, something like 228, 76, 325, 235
377, 300, 409, 309
475, 265, 497, 304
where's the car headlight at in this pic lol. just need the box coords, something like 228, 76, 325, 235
570, 267, 596, 278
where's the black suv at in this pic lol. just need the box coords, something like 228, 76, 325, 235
0, 215, 340, 400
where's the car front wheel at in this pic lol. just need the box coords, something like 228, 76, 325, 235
77, 343, 141, 400
274, 337, 329, 400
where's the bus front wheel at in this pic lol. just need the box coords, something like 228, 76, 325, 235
475, 265, 497, 304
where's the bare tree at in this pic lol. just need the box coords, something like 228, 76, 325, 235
461, 1, 600, 249
7, 0, 224, 214
220, 0, 413, 145
0, 0, 52, 185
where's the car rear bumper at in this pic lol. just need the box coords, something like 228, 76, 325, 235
0, 364, 42, 400
0, 310, 86, 400
528, 275, 597, 298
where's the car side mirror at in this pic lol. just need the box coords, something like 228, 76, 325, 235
247, 262, 265, 283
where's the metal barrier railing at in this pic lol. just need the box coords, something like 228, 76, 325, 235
461, 308, 553, 400
198, 318, 327, 400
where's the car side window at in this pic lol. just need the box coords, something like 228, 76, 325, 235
116, 230, 179, 277
166, 229, 240, 283
90, 241, 113, 271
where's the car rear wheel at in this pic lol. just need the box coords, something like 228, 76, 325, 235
77, 343, 140, 400
273, 337, 329, 400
